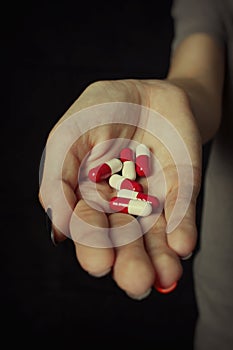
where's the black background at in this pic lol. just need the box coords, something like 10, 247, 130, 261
6, 0, 208, 348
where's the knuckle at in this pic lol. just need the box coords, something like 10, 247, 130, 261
86, 79, 110, 91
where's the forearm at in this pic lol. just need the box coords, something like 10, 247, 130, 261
166, 76, 221, 143
166, 33, 225, 144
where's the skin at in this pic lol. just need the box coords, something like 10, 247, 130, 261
39, 33, 225, 298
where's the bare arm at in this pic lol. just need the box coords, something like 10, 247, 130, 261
39, 31, 225, 298
167, 33, 225, 143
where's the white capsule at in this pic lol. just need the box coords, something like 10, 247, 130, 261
122, 160, 136, 180
109, 196, 152, 216
109, 174, 143, 192
136, 144, 150, 157
127, 199, 152, 216
109, 174, 122, 190
105, 158, 123, 172
117, 189, 160, 209
116, 189, 137, 199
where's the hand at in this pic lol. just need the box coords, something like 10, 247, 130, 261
39, 79, 202, 299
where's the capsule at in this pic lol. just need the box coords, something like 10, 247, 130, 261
109, 197, 152, 216
120, 147, 136, 180
88, 158, 122, 182
120, 148, 134, 162
116, 189, 160, 209
109, 174, 143, 192
122, 161, 136, 180
136, 144, 151, 177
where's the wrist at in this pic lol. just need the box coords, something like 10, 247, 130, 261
166, 77, 221, 144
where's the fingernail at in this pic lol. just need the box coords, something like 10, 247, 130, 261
50, 228, 59, 246
180, 252, 193, 260
88, 267, 111, 278
154, 281, 177, 294
45, 208, 58, 247
126, 288, 152, 301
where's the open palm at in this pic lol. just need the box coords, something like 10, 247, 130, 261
39, 79, 202, 298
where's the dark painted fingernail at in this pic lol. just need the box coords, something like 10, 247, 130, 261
45, 208, 58, 247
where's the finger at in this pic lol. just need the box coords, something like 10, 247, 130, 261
45, 207, 66, 245
164, 167, 201, 257
166, 195, 198, 258
144, 214, 183, 289
70, 199, 115, 277
109, 213, 155, 299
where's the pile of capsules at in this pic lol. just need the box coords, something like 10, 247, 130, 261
88, 144, 179, 295
88, 143, 160, 216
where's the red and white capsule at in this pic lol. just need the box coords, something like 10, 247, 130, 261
120, 148, 136, 180
116, 189, 160, 210
136, 144, 151, 177
109, 174, 143, 192
109, 197, 152, 216
88, 158, 122, 182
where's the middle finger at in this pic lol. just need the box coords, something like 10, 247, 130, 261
109, 212, 155, 298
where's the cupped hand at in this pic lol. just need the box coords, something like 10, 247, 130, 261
39, 79, 202, 299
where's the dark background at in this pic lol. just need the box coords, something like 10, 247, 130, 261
6, 0, 210, 348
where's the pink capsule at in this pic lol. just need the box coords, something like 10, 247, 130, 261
117, 189, 160, 209
120, 148, 134, 162
109, 174, 143, 192
109, 196, 152, 216
136, 144, 151, 177
88, 158, 122, 182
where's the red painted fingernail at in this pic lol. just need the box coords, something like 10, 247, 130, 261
154, 281, 177, 294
